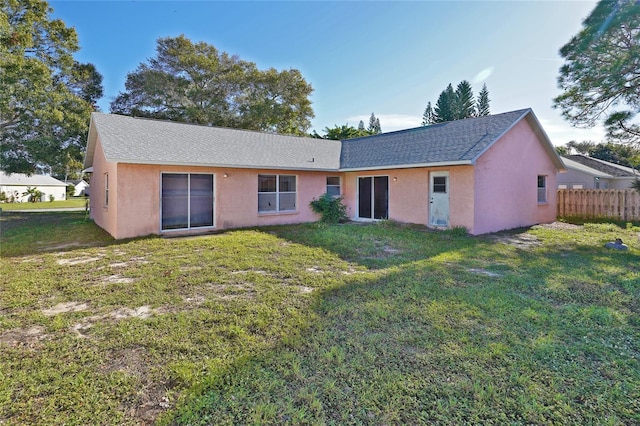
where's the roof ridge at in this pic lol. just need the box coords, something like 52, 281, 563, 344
341, 108, 532, 142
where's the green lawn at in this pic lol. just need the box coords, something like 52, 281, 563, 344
1, 212, 638, 425
0, 198, 87, 211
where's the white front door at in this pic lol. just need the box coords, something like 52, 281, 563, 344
429, 171, 449, 227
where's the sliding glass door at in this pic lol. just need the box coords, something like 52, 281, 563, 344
161, 173, 214, 231
358, 176, 388, 219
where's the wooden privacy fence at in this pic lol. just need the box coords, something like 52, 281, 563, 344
557, 189, 640, 221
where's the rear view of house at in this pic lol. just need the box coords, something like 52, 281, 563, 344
83, 109, 565, 239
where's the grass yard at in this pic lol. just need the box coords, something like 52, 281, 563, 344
0, 198, 88, 211
1, 212, 639, 425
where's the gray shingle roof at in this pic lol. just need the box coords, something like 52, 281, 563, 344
340, 109, 535, 169
0, 172, 68, 186
85, 109, 564, 172
563, 155, 637, 178
86, 113, 341, 171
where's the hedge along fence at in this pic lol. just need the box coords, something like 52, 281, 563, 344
557, 189, 640, 221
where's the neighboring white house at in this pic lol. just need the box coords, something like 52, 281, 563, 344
0, 172, 68, 202
559, 155, 639, 190
69, 179, 90, 196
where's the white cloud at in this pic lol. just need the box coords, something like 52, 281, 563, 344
472, 67, 494, 84
346, 114, 422, 133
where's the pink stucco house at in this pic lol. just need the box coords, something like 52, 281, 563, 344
83, 108, 565, 239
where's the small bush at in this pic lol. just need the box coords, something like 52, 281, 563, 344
443, 226, 469, 237
309, 193, 348, 223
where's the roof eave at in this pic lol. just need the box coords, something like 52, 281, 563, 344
107, 159, 341, 172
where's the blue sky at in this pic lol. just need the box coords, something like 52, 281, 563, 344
50, 0, 605, 145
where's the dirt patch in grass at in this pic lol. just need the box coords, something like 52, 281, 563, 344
39, 242, 96, 252
490, 232, 541, 249
71, 306, 162, 338
42, 301, 89, 316
0, 326, 47, 347
101, 274, 136, 284
538, 221, 583, 231
57, 255, 104, 266
467, 268, 503, 277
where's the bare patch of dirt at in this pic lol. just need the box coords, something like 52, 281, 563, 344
537, 221, 582, 230
297, 286, 315, 293
70, 305, 162, 338
57, 256, 103, 266
42, 301, 89, 316
98, 347, 173, 425
100, 346, 150, 376
467, 268, 502, 278
132, 383, 173, 425
102, 274, 136, 284
0, 326, 47, 347
231, 269, 266, 275
306, 267, 323, 273
38, 242, 96, 252
382, 245, 401, 254
490, 233, 541, 249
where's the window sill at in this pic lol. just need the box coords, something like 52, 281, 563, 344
258, 210, 299, 217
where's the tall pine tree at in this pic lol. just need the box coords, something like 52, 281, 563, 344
455, 80, 475, 119
476, 84, 490, 116
434, 84, 457, 123
428, 81, 491, 123
368, 113, 381, 134
422, 102, 435, 126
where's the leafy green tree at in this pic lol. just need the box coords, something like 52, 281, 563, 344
367, 112, 381, 134
111, 35, 314, 135
559, 140, 640, 168
566, 140, 596, 155
476, 83, 490, 116
1, 0, 102, 175
422, 102, 434, 126
554, 0, 640, 145
319, 124, 373, 140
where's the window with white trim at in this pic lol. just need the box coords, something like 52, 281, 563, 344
258, 174, 297, 212
104, 173, 109, 207
537, 175, 547, 203
326, 176, 341, 197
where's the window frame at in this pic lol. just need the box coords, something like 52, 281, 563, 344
258, 174, 297, 213
326, 176, 341, 197
537, 175, 547, 204
104, 173, 109, 208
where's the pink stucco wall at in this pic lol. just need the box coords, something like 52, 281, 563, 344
342, 166, 476, 230
472, 118, 557, 234
91, 152, 333, 239
89, 137, 118, 238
